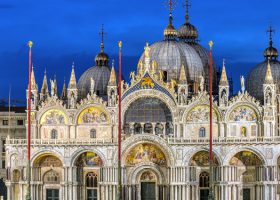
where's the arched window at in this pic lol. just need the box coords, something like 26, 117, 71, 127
86, 172, 98, 200
90, 129, 96, 138
44, 170, 60, 183
51, 129, 58, 139
199, 127, 206, 137
134, 123, 142, 134
199, 171, 209, 188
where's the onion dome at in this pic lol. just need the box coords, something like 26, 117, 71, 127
246, 27, 280, 100
164, 13, 178, 41
177, 0, 198, 43
77, 26, 111, 98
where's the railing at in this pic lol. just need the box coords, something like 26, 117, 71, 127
6, 138, 117, 145
6, 136, 280, 146
167, 136, 280, 144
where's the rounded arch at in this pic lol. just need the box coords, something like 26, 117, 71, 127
128, 163, 165, 185
118, 135, 175, 166
31, 150, 64, 167
225, 103, 261, 122
121, 89, 177, 123
38, 107, 69, 125
183, 147, 222, 166
182, 103, 222, 123
70, 148, 106, 167
223, 147, 267, 166
75, 104, 111, 125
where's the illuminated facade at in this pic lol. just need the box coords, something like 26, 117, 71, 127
4, 2, 280, 200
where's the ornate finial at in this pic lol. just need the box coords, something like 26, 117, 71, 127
219, 59, 229, 86
209, 41, 213, 50
118, 41, 122, 48
99, 24, 107, 52
184, 0, 191, 22
28, 41, 33, 48
72, 62, 75, 69
267, 25, 275, 47
265, 58, 274, 83
179, 64, 187, 83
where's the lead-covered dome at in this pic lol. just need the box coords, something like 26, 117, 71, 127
139, 40, 204, 82
77, 41, 111, 98
247, 36, 280, 100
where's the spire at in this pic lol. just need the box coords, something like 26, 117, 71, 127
99, 24, 106, 53
108, 60, 117, 86
41, 68, 49, 94
265, 59, 274, 84
164, 0, 177, 40
30, 65, 38, 90
68, 62, 77, 89
184, 0, 191, 23
54, 74, 58, 95
179, 64, 187, 84
219, 59, 229, 86
264, 25, 278, 60
61, 78, 67, 99
95, 25, 109, 66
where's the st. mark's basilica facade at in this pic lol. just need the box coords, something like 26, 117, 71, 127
4, 2, 280, 200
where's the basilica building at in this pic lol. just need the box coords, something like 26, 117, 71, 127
4, 2, 280, 200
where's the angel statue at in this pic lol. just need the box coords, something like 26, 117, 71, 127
50, 79, 55, 96
199, 75, 204, 92
240, 76, 245, 93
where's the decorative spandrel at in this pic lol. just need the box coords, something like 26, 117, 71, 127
40, 109, 68, 125
190, 151, 219, 166
75, 152, 103, 167
230, 151, 262, 166
126, 143, 166, 166
229, 106, 257, 122
186, 105, 218, 122
77, 107, 108, 124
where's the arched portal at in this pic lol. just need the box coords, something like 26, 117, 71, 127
229, 151, 263, 200
124, 97, 173, 135
124, 142, 168, 200
74, 152, 103, 200
189, 151, 219, 200
33, 154, 63, 200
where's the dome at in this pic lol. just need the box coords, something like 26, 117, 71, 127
246, 59, 280, 100
78, 39, 111, 98
178, 22, 198, 42
191, 43, 218, 89
77, 65, 111, 98
139, 40, 204, 82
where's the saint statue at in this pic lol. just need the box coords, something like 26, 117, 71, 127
50, 79, 55, 96
130, 71, 136, 82
199, 75, 204, 92
144, 42, 150, 59
240, 76, 245, 93
90, 77, 95, 94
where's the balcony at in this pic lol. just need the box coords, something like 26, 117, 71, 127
5, 136, 280, 147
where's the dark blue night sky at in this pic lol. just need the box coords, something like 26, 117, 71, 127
0, 0, 279, 103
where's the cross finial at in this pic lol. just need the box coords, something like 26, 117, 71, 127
223, 59, 226, 67
267, 25, 275, 47
164, 0, 176, 25
99, 24, 107, 52
184, 0, 191, 22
